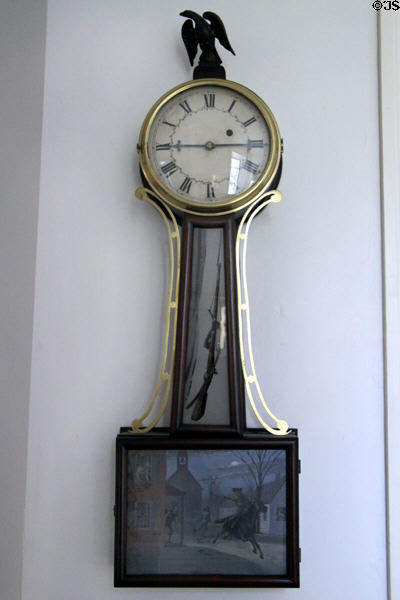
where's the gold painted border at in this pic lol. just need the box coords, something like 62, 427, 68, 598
130, 187, 180, 433
236, 191, 290, 435
138, 79, 281, 216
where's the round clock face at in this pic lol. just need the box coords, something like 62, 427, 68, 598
138, 80, 281, 214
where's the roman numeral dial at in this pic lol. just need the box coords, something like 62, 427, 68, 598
142, 81, 280, 211
179, 100, 191, 114
179, 177, 192, 193
248, 139, 264, 148
243, 116, 256, 128
161, 161, 177, 176
156, 143, 171, 151
204, 93, 215, 108
243, 159, 259, 174
207, 183, 215, 198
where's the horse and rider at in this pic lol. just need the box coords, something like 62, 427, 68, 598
213, 488, 268, 559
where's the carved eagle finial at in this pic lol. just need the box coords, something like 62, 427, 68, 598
180, 10, 235, 68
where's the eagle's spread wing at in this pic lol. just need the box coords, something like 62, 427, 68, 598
203, 11, 235, 56
181, 18, 198, 66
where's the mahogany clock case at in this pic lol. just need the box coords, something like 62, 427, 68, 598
114, 430, 300, 588
114, 8, 299, 590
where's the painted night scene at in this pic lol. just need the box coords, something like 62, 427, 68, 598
125, 448, 287, 576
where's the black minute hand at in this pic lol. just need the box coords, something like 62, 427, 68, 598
171, 141, 264, 150
210, 142, 264, 147
171, 142, 207, 148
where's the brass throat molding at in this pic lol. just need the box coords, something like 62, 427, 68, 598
236, 190, 290, 435
130, 187, 180, 433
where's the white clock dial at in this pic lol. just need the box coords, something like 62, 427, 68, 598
147, 84, 271, 204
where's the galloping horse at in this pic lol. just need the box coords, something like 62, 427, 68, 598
213, 498, 267, 559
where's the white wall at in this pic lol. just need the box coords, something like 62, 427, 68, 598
0, 2, 46, 599
379, 13, 400, 600
18, 1, 386, 599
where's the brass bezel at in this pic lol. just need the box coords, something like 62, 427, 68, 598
137, 79, 282, 216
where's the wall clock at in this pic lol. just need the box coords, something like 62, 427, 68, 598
137, 78, 281, 215
114, 10, 299, 588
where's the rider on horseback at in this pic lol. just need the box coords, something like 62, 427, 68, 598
213, 490, 267, 559
224, 488, 251, 533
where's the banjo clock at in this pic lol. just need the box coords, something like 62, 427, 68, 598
114, 10, 299, 588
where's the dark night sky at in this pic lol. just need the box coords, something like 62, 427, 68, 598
166, 449, 282, 495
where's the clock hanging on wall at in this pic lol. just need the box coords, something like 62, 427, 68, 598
114, 10, 300, 588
